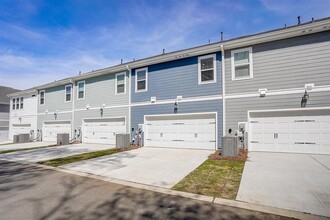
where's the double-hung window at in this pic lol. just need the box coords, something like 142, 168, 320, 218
12, 99, 16, 110
65, 85, 72, 102
135, 68, 148, 92
231, 47, 253, 80
39, 90, 45, 105
198, 54, 216, 84
77, 81, 85, 99
116, 73, 126, 94
16, 98, 19, 109
20, 97, 24, 109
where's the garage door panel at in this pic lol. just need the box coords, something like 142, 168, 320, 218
83, 118, 126, 145
43, 122, 71, 142
145, 114, 216, 150
250, 113, 330, 154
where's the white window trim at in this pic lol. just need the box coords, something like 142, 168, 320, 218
115, 73, 126, 95
198, 54, 217, 85
12, 98, 16, 110
39, 90, 45, 106
135, 67, 148, 93
20, 97, 23, 109
231, 47, 253, 81
77, 80, 85, 100
65, 85, 72, 103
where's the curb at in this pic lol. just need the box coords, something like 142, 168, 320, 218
5, 159, 328, 220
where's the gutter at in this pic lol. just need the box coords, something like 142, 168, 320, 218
221, 45, 226, 136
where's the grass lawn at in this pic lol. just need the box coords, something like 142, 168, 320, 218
38, 146, 139, 167
172, 159, 245, 200
0, 145, 57, 154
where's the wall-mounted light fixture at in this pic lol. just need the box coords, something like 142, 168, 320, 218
301, 90, 309, 108
305, 83, 314, 91
86, 104, 90, 110
258, 88, 267, 98
174, 101, 178, 114
54, 112, 58, 120
100, 104, 105, 117
19, 117, 22, 123
45, 109, 48, 114
150, 97, 156, 103
176, 96, 183, 102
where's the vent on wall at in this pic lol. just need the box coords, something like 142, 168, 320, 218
258, 89, 267, 98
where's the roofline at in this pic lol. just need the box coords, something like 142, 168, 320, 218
32, 16, 330, 89
7, 89, 37, 97
0, 102, 9, 105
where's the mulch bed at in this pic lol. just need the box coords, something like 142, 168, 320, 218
208, 149, 248, 162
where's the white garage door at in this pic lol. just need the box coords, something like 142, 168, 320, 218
83, 117, 126, 144
145, 113, 216, 150
43, 121, 71, 142
12, 124, 31, 135
249, 111, 330, 154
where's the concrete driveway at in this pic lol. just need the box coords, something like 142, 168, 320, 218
237, 152, 330, 217
62, 147, 211, 188
0, 143, 113, 162
0, 141, 55, 151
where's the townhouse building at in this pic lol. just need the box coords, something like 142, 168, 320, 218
7, 17, 330, 154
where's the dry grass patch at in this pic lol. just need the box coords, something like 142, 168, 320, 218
39, 145, 140, 167
172, 150, 246, 200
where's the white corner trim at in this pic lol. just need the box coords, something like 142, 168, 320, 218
198, 54, 217, 85
135, 67, 148, 93
231, 47, 253, 81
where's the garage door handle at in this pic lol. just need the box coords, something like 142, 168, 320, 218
172, 140, 184, 142
294, 142, 304, 144
250, 141, 259, 143
305, 142, 316, 145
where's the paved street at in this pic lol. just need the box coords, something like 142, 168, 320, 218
0, 160, 292, 220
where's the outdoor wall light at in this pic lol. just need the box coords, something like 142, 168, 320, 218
100, 108, 104, 117
174, 101, 178, 114
86, 104, 90, 110
301, 90, 309, 108
54, 112, 58, 120
259, 88, 267, 98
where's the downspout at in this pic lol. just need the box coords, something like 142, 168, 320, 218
70, 78, 75, 141
126, 65, 131, 139
221, 45, 226, 136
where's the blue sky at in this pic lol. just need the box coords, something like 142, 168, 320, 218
0, 0, 329, 90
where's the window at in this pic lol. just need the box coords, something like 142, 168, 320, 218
231, 47, 253, 80
116, 73, 126, 94
65, 85, 72, 102
12, 99, 15, 110
77, 81, 85, 99
40, 90, 45, 105
198, 54, 217, 84
135, 68, 148, 92
20, 97, 23, 109
16, 98, 19, 109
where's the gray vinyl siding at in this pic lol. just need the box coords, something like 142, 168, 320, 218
225, 91, 330, 131
225, 31, 330, 94
73, 107, 129, 132
131, 99, 223, 148
74, 71, 129, 109
37, 113, 72, 130
38, 85, 73, 113
0, 104, 9, 112
131, 53, 222, 103
0, 112, 9, 120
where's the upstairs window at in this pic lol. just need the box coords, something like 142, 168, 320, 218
20, 97, 23, 109
198, 54, 217, 84
231, 47, 253, 80
12, 99, 15, 110
116, 73, 126, 94
77, 81, 85, 99
39, 90, 45, 105
65, 85, 72, 102
135, 68, 148, 92
16, 98, 19, 109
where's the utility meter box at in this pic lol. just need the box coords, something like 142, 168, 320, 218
221, 136, 238, 157
57, 133, 70, 146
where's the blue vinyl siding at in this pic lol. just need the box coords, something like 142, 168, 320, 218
131, 52, 222, 102
131, 99, 223, 148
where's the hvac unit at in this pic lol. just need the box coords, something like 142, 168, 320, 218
18, 134, 30, 143
57, 133, 70, 146
221, 136, 238, 157
13, 135, 19, 143
116, 134, 130, 149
